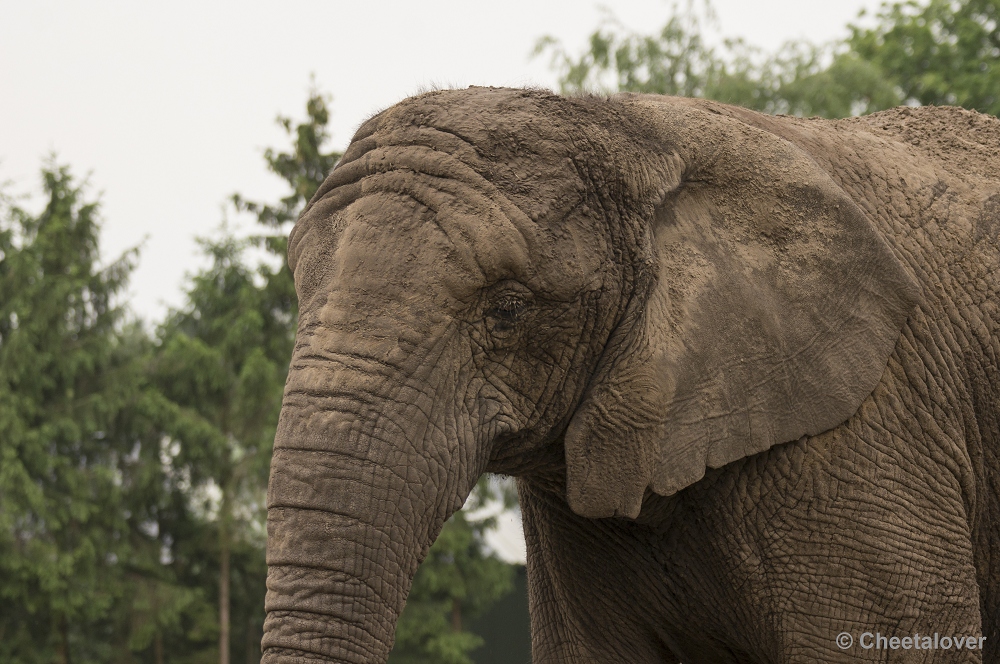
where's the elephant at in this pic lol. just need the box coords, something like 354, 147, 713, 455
261, 87, 1000, 663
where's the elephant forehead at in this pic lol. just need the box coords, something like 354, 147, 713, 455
297, 144, 608, 302
365, 90, 609, 222
329, 191, 526, 305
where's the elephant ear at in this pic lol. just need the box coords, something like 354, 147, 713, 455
564, 99, 921, 519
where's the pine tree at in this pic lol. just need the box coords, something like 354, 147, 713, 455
0, 163, 140, 662
151, 234, 289, 664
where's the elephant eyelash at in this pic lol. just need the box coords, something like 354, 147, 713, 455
493, 296, 526, 320
486, 294, 528, 335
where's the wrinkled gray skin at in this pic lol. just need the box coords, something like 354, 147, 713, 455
263, 88, 1000, 663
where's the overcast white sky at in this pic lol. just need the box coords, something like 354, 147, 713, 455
1, 0, 886, 323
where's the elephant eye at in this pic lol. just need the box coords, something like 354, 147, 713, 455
486, 294, 527, 337
495, 295, 525, 319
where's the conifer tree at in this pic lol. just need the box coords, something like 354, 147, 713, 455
0, 163, 139, 662
151, 233, 289, 664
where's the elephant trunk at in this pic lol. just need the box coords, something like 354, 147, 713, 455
261, 390, 459, 663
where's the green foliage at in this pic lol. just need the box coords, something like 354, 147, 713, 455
848, 0, 1000, 114
534, 4, 728, 97
155, 234, 290, 455
234, 87, 341, 233
0, 163, 141, 660
0, 90, 342, 663
150, 232, 290, 664
0, 162, 262, 663
535, 1, 903, 117
535, 2, 900, 117
539, 0, 998, 119
763, 46, 904, 117
390, 481, 517, 664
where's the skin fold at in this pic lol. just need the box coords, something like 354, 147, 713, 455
262, 88, 1000, 663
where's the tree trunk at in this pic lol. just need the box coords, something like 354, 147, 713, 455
58, 613, 71, 664
451, 598, 462, 633
155, 630, 164, 664
220, 494, 231, 664
247, 615, 258, 664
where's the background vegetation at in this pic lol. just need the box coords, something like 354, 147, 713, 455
1, 0, 996, 661
538, 0, 998, 116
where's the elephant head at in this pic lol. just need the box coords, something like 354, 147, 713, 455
262, 88, 918, 662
